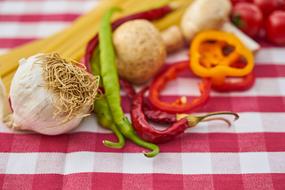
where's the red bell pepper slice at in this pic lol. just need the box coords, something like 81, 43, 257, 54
148, 61, 211, 114
212, 72, 255, 92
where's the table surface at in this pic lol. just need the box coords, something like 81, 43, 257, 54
0, 0, 285, 189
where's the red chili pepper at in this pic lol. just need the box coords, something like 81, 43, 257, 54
212, 72, 255, 92
120, 79, 136, 99
121, 79, 178, 124
131, 88, 239, 143
143, 98, 236, 127
149, 61, 211, 114
144, 109, 177, 124
142, 98, 177, 124
83, 5, 173, 72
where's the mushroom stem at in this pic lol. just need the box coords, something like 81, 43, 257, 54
161, 25, 185, 53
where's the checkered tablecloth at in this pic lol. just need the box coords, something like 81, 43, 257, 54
0, 0, 285, 189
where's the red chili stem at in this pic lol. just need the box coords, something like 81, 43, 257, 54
83, 5, 173, 72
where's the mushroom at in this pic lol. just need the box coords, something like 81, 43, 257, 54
180, 0, 260, 51
180, 0, 232, 41
161, 25, 185, 53
113, 19, 167, 84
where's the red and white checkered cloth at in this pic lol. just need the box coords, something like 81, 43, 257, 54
0, 0, 285, 189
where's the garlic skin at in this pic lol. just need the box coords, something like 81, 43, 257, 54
9, 54, 90, 135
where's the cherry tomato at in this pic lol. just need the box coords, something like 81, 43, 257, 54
266, 11, 285, 45
253, 0, 285, 17
231, 0, 252, 5
231, 2, 263, 37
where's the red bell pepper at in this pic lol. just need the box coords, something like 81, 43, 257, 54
212, 72, 255, 92
149, 61, 211, 114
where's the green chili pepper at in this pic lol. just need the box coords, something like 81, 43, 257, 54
99, 8, 159, 157
91, 48, 125, 149
94, 97, 125, 148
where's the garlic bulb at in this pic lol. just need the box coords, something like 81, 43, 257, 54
8, 53, 99, 135
0, 79, 6, 122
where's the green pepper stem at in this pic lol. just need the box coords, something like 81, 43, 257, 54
103, 124, 125, 149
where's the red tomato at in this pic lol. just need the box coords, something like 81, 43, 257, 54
253, 0, 285, 17
231, 2, 263, 37
266, 11, 285, 45
231, 0, 252, 5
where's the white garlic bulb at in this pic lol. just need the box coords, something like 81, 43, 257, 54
9, 53, 99, 135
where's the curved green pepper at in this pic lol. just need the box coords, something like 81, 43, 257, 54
99, 8, 159, 157
91, 48, 125, 149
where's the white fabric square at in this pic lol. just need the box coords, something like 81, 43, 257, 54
5, 153, 38, 174
182, 153, 212, 174
64, 152, 94, 174
153, 153, 183, 174
268, 152, 285, 173
239, 152, 271, 173
0, 1, 26, 14
36, 153, 66, 174
235, 113, 263, 132
93, 153, 123, 173
123, 153, 153, 174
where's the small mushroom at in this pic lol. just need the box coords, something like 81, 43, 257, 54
180, 0, 232, 41
113, 19, 166, 84
179, 0, 259, 51
161, 25, 185, 53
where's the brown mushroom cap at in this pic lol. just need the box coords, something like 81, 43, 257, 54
113, 19, 166, 84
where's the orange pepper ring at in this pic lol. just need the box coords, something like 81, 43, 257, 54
190, 31, 254, 79
198, 41, 240, 67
